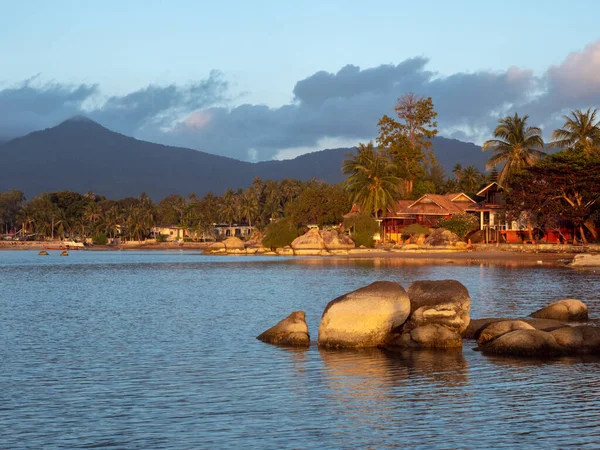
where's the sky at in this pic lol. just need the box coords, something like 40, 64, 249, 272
1, 0, 600, 161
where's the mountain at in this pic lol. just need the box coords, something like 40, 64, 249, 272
0, 118, 486, 199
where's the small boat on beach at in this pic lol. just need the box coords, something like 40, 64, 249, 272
43, 241, 85, 250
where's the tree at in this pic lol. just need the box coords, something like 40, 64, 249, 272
452, 164, 462, 184
507, 152, 600, 243
343, 142, 401, 218
459, 165, 484, 194
0, 189, 26, 234
285, 182, 351, 227
377, 93, 438, 196
482, 113, 546, 186
551, 108, 600, 156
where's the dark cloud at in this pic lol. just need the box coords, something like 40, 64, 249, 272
3, 41, 600, 160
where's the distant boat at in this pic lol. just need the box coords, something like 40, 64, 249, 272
43, 241, 85, 250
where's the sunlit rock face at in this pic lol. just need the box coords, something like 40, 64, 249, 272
530, 299, 588, 321
257, 311, 310, 347
318, 281, 411, 349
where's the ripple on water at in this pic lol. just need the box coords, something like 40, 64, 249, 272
1, 251, 600, 448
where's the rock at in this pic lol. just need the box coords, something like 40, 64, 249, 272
291, 228, 325, 250
294, 249, 325, 256
256, 311, 310, 347
570, 253, 600, 267
464, 317, 568, 339
550, 326, 600, 354
205, 242, 226, 254
423, 228, 461, 246
531, 299, 588, 321
245, 247, 258, 255
405, 280, 471, 334
291, 228, 355, 251
223, 237, 245, 251
408, 233, 427, 245
454, 241, 469, 250
277, 246, 295, 256
387, 324, 462, 349
318, 281, 411, 349
479, 329, 564, 356
401, 244, 420, 251
321, 230, 354, 250
60, 251, 69, 256
477, 320, 535, 346
38, 250, 49, 256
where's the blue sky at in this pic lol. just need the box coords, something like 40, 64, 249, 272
2, 0, 600, 160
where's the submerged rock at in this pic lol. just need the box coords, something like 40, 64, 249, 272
477, 320, 535, 346
318, 281, 411, 349
38, 250, 49, 256
464, 317, 567, 340
256, 311, 310, 347
479, 329, 564, 357
60, 251, 69, 256
530, 299, 588, 321
550, 326, 600, 354
387, 324, 462, 349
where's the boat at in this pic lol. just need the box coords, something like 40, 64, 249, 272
43, 241, 85, 250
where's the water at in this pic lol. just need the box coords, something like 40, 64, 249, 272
1, 251, 600, 449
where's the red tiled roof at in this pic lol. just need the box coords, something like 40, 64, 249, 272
386, 193, 476, 217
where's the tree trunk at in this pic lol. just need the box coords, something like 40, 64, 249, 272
584, 220, 598, 241
527, 216, 534, 242
579, 225, 589, 244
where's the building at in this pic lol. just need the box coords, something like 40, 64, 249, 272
380, 193, 477, 242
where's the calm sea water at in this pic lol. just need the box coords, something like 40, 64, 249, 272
2, 251, 600, 449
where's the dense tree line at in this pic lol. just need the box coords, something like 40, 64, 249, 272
1, 178, 351, 242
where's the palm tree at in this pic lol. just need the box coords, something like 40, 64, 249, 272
452, 163, 462, 184
551, 108, 600, 156
343, 142, 401, 218
459, 166, 483, 193
482, 113, 545, 186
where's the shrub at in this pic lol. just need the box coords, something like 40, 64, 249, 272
401, 223, 431, 236
437, 213, 478, 240
156, 233, 168, 243
92, 232, 108, 245
262, 218, 302, 250
344, 214, 379, 248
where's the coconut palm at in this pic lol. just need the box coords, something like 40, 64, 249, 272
551, 108, 600, 156
343, 142, 401, 218
452, 163, 462, 184
482, 113, 545, 186
459, 165, 484, 193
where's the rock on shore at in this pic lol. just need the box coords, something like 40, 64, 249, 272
530, 299, 588, 321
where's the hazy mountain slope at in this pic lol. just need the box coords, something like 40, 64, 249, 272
0, 118, 486, 199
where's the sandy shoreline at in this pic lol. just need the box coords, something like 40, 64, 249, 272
0, 241, 582, 266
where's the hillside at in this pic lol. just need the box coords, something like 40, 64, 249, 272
0, 118, 486, 199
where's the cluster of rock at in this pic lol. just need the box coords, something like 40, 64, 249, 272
204, 229, 356, 256
257, 279, 473, 350
257, 280, 598, 359
389, 228, 470, 252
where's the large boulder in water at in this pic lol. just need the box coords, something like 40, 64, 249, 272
423, 228, 461, 246
550, 326, 600, 354
464, 317, 567, 339
530, 299, 588, 321
405, 280, 471, 334
257, 311, 310, 347
479, 329, 564, 356
318, 281, 411, 349
477, 320, 535, 346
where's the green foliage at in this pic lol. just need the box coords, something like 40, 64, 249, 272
156, 233, 168, 243
437, 213, 478, 240
551, 108, 600, 156
482, 113, 546, 186
344, 214, 379, 248
342, 142, 401, 217
285, 182, 351, 227
92, 232, 108, 245
402, 223, 431, 235
262, 218, 302, 250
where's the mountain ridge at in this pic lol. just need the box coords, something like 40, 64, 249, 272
0, 118, 487, 199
